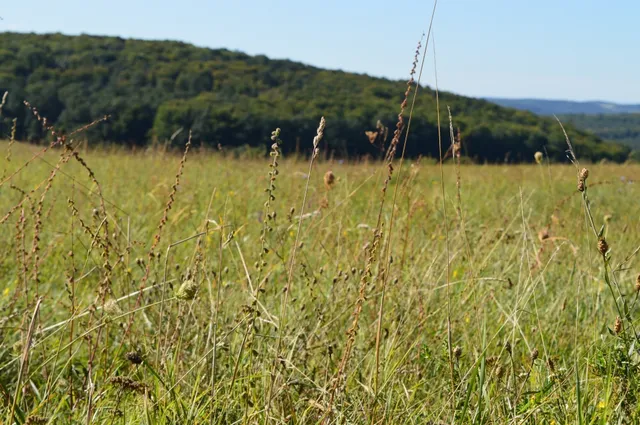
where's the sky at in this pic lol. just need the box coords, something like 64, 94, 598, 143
1, 0, 639, 103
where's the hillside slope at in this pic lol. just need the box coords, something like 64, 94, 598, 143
0, 32, 629, 162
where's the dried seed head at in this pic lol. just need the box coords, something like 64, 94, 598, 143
319, 196, 329, 209
530, 348, 539, 362
547, 357, 556, 372
534, 151, 543, 164
125, 351, 143, 365
110, 376, 147, 393
103, 299, 122, 316
176, 279, 198, 301
614, 316, 622, 334
597, 237, 609, 256
453, 141, 462, 158
504, 340, 512, 354
25, 415, 48, 425
579, 168, 589, 181
577, 168, 589, 192
324, 170, 336, 190
636, 274, 640, 292
453, 346, 462, 360
312, 117, 326, 150
0, 91, 8, 112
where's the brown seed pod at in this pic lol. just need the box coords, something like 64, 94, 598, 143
324, 170, 336, 190
597, 238, 609, 256
614, 316, 622, 334
579, 168, 589, 181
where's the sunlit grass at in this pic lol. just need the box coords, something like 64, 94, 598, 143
1, 140, 640, 423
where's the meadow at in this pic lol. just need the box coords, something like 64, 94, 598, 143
1, 134, 640, 424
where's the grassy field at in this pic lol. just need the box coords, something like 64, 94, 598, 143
1, 137, 640, 424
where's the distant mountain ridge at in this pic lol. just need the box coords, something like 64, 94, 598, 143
488, 98, 640, 115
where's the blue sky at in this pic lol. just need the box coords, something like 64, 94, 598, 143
2, 0, 639, 103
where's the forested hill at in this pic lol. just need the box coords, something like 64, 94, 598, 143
0, 32, 630, 162
558, 113, 640, 151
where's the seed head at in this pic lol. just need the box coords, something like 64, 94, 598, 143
103, 299, 122, 316
597, 237, 609, 256
453, 346, 462, 360
0, 91, 8, 113
614, 316, 622, 334
324, 170, 336, 190
176, 279, 198, 301
319, 196, 329, 209
636, 274, 640, 292
579, 168, 589, 181
534, 151, 543, 164
530, 348, 539, 363
125, 351, 143, 365
110, 376, 147, 394
312, 117, 326, 150
577, 168, 589, 192
25, 416, 48, 425
547, 357, 556, 372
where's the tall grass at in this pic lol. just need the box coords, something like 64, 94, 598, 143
1, 45, 640, 425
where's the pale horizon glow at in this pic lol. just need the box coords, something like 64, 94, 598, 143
1, 0, 639, 104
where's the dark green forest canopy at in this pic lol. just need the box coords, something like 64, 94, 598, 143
0, 32, 630, 162
558, 113, 640, 151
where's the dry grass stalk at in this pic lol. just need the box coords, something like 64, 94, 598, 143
8, 297, 42, 425
0, 91, 7, 116
432, 33, 456, 412
365, 120, 388, 154
124, 131, 192, 342
30, 142, 75, 290
6, 117, 17, 162
267, 117, 324, 413
233, 128, 284, 390
323, 39, 423, 423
